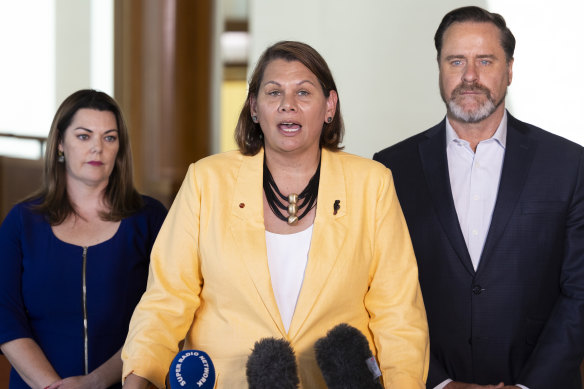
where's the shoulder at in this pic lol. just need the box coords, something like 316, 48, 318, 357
509, 114, 583, 155
330, 150, 389, 176
0, 199, 45, 231
324, 151, 394, 193
373, 120, 445, 163
139, 195, 168, 218
192, 150, 244, 170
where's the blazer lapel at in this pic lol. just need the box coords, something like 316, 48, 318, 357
477, 114, 535, 274
229, 149, 287, 336
288, 149, 348, 340
419, 121, 475, 276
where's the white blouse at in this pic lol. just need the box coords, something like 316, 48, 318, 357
265, 225, 313, 333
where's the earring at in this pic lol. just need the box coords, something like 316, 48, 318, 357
58, 150, 65, 163
252, 115, 258, 123
326, 117, 333, 123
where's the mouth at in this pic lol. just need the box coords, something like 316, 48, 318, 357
87, 161, 104, 166
278, 121, 302, 133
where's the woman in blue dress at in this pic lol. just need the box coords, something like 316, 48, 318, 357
0, 90, 167, 388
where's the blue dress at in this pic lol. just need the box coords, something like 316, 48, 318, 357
0, 196, 167, 388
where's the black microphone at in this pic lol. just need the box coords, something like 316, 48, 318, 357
167, 349, 216, 389
246, 337, 300, 389
314, 323, 383, 389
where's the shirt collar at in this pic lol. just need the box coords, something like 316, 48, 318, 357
445, 111, 507, 149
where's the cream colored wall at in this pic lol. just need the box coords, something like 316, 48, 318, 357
248, 0, 584, 157
221, 80, 248, 151
248, 0, 486, 158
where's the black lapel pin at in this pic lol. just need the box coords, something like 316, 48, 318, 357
333, 200, 340, 215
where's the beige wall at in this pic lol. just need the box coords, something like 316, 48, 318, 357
248, 0, 584, 157
248, 0, 487, 158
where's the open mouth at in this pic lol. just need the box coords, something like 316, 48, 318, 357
279, 122, 302, 133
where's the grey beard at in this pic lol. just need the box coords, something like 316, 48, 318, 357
447, 97, 497, 123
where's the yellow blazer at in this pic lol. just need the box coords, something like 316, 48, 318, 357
122, 148, 429, 388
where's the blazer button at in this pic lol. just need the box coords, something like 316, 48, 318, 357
472, 285, 483, 295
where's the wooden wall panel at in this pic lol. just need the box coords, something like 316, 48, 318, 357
114, 0, 212, 206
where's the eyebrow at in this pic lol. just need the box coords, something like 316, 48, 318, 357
262, 80, 317, 87
444, 54, 497, 61
74, 127, 118, 133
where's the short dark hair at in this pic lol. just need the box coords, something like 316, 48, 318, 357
235, 41, 344, 155
29, 89, 142, 224
434, 6, 515, 63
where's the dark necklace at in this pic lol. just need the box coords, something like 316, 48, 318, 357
263, 156, 321, 225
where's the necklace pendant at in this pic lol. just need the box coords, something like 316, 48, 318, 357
287, 215, 299, 225
288, 193, 298, 204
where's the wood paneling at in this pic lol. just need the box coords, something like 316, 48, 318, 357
114, 0, 213, 206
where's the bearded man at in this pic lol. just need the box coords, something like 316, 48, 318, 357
374, 6, 584, 389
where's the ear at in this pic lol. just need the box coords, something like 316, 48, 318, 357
507, 58, 514, 86
325, 90, 338, 120
250, 95, 258, 118
58, 140, 64, 153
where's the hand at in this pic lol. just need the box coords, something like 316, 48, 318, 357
46, 373, 105, 389
445, 382, 505, 389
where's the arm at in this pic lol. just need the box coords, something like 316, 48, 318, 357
516, 150, 584, 387
46, 348, 123, 389
122, 164, 203, 388
123, 373, 154, 389
365, 169, 429, 388
1, 338, 60, 388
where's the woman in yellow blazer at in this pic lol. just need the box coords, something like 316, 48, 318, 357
122, 41, 429, 388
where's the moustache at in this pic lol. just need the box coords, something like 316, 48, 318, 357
451, 82, 492, 99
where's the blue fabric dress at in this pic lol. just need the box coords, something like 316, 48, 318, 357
0, 196, 167, 388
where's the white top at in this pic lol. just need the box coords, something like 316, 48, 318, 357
265, 225, 313, 333
446, 112, 507, 270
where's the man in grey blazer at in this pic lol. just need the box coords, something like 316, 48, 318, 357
374, 6, 584, 389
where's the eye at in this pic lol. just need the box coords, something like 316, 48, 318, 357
267, 90, 280, 96
451, 60, 463, 66
105, 135, 118, 142
298, 90, 309, 96
77, 134, 89, 141
480, 59, 491, 65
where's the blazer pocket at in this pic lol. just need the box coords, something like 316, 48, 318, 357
526, 317, 546, 345
520, 200, 565, 215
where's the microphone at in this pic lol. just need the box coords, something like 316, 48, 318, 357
314, 323, 383, 389
246, 337, 300, 389
167, 350, 216, 389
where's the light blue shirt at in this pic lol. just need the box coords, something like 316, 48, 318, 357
436, 112, 529, 389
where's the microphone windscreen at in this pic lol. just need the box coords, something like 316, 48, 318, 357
168, 350, 216, 389
314, 323, 383, 389
246, 337, 299, 389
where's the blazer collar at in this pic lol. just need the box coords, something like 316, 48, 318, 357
229, 148, 348, 339
288, 148, 348, 340
419, 112, 535, 276
477, 113, 534, 274
419, 120, 475, 275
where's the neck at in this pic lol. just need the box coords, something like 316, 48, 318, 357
264, 148, 321, 194
448, 106, 505, 151
65, 177, 110, 218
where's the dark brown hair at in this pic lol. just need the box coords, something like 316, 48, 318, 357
434, 6, 515, 63
235, 41, 344, 155
29, 89, 142, 224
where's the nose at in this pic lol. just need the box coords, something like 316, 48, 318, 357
91, 138, 102, 153
278, 94, 296, 112
462, 62, 478, 83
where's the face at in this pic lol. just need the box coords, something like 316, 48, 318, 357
439, 22, 513, 124
58, 108, 119, 189
250, 59, 337, 158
